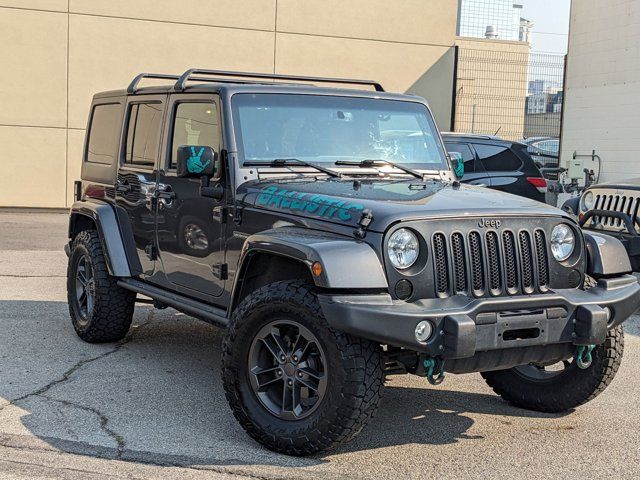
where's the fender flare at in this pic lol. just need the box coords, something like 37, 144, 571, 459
68, 200, 141, 277
235, 228, 388, 291
583, 231, 632, 278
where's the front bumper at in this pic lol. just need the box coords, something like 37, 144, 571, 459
318, 274, 640, 360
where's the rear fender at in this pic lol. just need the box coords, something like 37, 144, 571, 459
68, 200, 141, 277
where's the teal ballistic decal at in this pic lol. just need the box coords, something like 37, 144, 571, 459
187, 147, 211, 174
257, 186, 365, 222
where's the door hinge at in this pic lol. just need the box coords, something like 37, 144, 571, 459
212, 263, 228, 280
145, 244, 157, 261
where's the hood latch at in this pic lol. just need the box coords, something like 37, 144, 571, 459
353, 209, 373, 239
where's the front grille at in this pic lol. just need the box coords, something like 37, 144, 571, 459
433, 228, 549, 298
593, 192, 640, 231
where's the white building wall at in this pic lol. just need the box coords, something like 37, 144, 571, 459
560, 0, 640, 182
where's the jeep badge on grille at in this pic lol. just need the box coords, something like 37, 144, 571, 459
478, 218, 501, 228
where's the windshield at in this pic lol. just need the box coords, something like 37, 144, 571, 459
231, 93, 447, 169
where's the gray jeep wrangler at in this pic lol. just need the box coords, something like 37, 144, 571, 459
65, 69, 640, 455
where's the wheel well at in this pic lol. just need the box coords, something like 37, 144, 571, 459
69, 214, 96, 239
233, 253, 314, 310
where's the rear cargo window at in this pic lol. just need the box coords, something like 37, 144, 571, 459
474, 144, 522, 172
86, 104, 121, 165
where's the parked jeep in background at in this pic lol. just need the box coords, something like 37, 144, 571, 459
569, 178, 640, 272
66, 69, 640, 455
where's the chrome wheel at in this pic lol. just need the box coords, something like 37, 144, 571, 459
183, 223, 208, 250
248, 320, 328, 420
75, 255, 95, 324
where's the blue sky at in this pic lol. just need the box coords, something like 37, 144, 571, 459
519, 0, 571, 53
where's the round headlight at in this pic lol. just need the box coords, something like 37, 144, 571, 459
550, 224, 575, 261
388, 228, 419, 269
581, 191, 595, 211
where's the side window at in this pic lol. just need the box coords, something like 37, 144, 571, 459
474, 144, 522, 172
124, 103, 163, 167
171, 102, 220, 170
445, 142, 477, 173
86, 104, 121, 165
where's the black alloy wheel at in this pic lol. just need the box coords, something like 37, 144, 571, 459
248, 320, 328, 420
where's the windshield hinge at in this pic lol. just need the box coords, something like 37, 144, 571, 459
353, 209, 373, 239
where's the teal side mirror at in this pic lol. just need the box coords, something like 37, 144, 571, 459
449, 152, 464, 179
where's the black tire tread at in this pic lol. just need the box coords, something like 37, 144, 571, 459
221, 280, 383, 455
67, 230, 135, 343
482, 326, 624, 412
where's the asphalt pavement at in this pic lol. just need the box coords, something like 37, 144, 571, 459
1, 209, 640, 479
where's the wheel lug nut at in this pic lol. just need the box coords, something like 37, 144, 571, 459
292, 355, 298, 362
297, 372, 303, 378
280, 355, 286, 362
277, 369, 282, 375
287, 379, 293, 386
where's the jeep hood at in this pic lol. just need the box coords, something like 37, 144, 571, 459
237, 178, 568, 233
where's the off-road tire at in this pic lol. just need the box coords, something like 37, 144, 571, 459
221, 280, 384, 455
481, 326, 624, 412
67, 230, 135, 343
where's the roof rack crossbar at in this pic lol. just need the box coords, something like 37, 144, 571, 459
127, 73, 180, 94
173, 68, 384, 92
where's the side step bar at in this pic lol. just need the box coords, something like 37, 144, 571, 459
117, 278, 228, 327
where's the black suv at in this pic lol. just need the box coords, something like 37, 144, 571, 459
442, 133, 547, 202
65, 69, 639, 455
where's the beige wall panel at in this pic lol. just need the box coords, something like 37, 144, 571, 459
0, 1, 67, 11
277, 0, 456, 46
66, 129, 86, 207
69, 0, 276, 31
276, 33, 450, 97
0, 126, 67, 208
68, 15, 275, 129
0, 8, 67, 127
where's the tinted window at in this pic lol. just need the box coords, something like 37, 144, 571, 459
474, 144, 521, 171
86, 104, 121, 165
124, 103, 163, 167
171, 102, 220, 169
231, 93, 446, 168
444, 142, 477, 173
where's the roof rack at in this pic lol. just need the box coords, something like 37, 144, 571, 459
173, 68, 385, 92
127, 73, 180, 94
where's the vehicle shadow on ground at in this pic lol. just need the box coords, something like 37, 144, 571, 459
1, 299, 635, 471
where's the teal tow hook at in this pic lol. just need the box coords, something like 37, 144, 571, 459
423, 358, 446, 385
576, 345, 596, 370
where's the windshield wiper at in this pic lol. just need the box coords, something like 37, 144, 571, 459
335, 159, 424, 180
245, 158, 342, 178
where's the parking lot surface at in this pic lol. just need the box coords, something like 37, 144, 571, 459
1, 209, 640, 479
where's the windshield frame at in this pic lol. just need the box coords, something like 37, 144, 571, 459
229, 92, 449, 173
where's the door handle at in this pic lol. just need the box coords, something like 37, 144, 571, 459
155, 185, 176, 200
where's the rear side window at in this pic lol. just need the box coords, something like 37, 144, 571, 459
124, 103, 163, 167
474, 144, 522, 171
86, 104, 121, 165
444, 142, 478, 173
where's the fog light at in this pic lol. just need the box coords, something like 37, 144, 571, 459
415, 320, 433, 343
395, 279, 413, 299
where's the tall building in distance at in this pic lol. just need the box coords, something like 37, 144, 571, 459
457, 0, 526, 41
